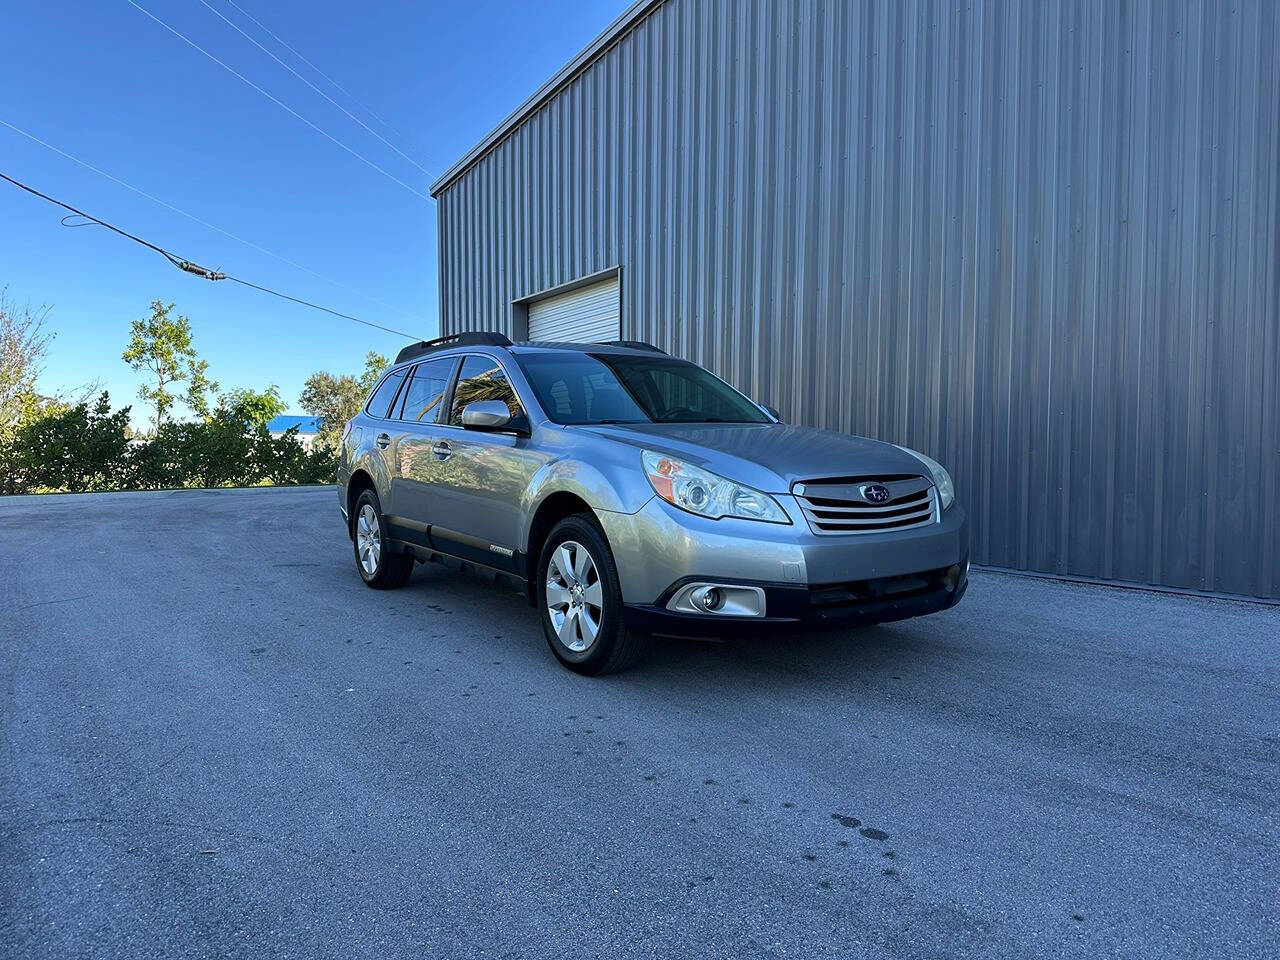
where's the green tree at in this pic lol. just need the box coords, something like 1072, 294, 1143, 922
217, 386, 287, 429
299, 351, 387, 451
358, 351, 387, 393
14, 392, 132, 492
122, 300, 218, 431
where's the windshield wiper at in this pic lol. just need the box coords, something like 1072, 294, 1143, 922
654, 417, 751, 424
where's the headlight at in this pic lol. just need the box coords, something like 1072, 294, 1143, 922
894, 445, 955, 510
641, 451, 789, 524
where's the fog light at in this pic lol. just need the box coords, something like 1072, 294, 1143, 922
666, 583, 765, 617
943, 563, 963, 591
696, 586, 723, 611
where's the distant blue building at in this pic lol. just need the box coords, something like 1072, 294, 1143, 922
266, 415, 322, 451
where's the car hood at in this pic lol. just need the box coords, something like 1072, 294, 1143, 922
577, 422, 928, 492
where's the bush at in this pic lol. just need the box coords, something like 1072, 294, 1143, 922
2, 389, 335, 494
172, 415, 257, 489
12, 393, 132, 492
252, 427, 334, 486
125, 426, 186, 490
0, 426, 22, 495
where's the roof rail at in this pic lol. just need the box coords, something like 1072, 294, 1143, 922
599, 339, 666, 354
395, 331, 512, 365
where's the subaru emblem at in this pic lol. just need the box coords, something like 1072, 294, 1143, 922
861, 483, 892, 504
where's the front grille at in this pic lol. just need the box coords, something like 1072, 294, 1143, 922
792, 476, 939, 535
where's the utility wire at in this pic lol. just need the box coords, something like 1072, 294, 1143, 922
123, 0, 433, 202
0, 117, 426, 325
0, 171, 199, 271
222, 0, 413, 147
0, 170, 420, 341
198, 0, 440, 177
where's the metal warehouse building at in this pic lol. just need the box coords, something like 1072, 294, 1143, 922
429, 0, 1280, 600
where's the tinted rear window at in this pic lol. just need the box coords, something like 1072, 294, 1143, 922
365, 368, 407, 418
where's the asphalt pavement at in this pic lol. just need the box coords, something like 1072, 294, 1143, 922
1, 486, 1276, 959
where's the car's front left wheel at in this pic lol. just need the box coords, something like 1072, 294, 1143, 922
537, 513, 647, 675
352, 489, 414, 589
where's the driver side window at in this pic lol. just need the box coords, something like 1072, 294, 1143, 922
448, 355, 524, 426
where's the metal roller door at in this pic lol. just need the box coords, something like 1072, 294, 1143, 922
527, 277, 620, 343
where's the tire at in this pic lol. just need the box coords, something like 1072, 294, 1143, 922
537, 513, 648, 675
352, 489, 414, 589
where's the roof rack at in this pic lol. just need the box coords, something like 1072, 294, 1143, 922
394, 332, 512, 365
599, 339, 666, 354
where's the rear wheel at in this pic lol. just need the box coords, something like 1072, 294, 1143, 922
352, 489, 413, 589
537, 514, 647, 675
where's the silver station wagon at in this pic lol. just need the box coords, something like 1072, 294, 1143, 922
339, 333, 968, 674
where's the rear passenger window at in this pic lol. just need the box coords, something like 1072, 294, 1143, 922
365, 368, 407, 418
449, 356, 523, 426
396, 357, 455, 423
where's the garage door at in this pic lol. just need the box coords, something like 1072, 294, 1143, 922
527, 276, 620, 343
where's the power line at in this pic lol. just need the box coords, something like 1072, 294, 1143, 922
198, 0, 440, 177
123, 0, 433, 203
1, 171, 191, 268
0, 117, 427, 325
222, 0, 413, 147
0, 169, 421, 341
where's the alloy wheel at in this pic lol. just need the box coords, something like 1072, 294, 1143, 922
356, 503, 381, 576
545, 540, 603, 652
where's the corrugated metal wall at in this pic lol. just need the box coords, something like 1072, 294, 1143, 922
435, 0, 1280, 599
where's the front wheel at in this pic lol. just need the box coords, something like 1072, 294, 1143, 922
537, 514, 647, 675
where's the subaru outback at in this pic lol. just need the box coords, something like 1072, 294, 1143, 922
338, 333, 968, 674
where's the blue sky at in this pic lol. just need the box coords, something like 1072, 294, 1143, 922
1, 0, 626, 427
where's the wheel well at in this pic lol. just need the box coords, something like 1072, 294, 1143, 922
524, 492, 595, 603
346, 470, 376, 539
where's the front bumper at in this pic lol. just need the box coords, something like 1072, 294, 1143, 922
623, 562, 968, 636
598, 494, 969, 634
599, 494, 969, 599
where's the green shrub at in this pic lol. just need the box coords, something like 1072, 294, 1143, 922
12, 393, 132, 492
2, 388, 333, 494
125, 425, 186, 490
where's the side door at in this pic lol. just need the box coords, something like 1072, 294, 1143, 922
427, 353, 553, 573
386, 356, 459, 545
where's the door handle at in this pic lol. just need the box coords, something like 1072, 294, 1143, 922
376, 433, 391, 448
431, 441, 452, 460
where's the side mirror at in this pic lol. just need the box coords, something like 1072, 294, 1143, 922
762, 404, 782, 422
461, 400, 513, 431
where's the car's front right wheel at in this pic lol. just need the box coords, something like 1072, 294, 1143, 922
537, 514, 647, 675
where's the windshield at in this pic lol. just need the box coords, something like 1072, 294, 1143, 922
515, 352, 770, 425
